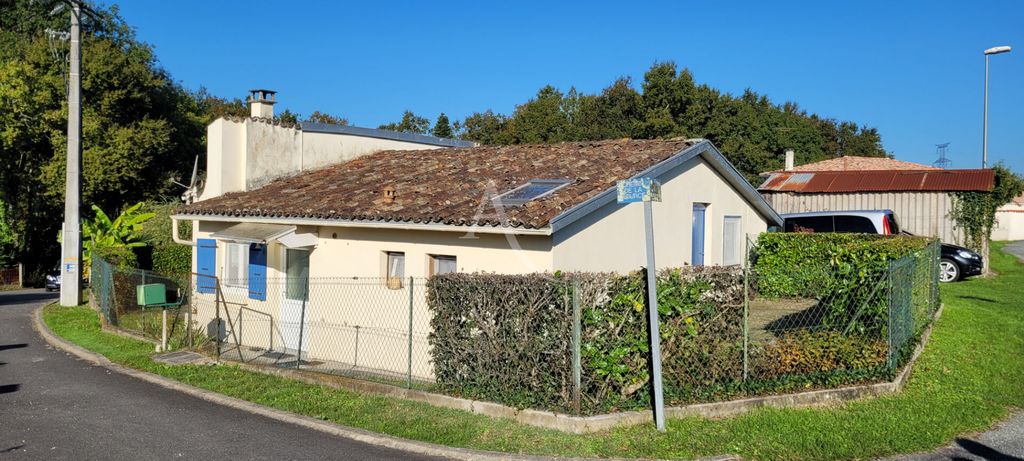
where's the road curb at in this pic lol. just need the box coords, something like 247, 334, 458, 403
32, 304, 735, 461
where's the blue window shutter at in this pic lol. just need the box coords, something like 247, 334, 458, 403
248, 244, 267, 301
197, 239, 217, 294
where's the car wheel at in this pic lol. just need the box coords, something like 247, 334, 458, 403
939, 259, 960, 283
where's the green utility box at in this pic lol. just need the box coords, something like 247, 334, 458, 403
136, 283, 167, 306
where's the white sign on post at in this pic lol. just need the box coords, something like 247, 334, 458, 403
616, 177, 666, 431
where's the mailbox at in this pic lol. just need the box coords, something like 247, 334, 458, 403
136, 283, 167, 306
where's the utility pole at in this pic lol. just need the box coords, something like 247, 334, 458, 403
60, 1, 82, 307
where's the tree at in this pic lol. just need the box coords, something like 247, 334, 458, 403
379, 110, 429, 134
432, 113, 453, 138
0, 199, 15, 267
460, 110, 511, 145
306, 110, 348, 126
80, 202, 154, 272
0, 0, 207, 278
508, 85, 572, 144
576, 77, 643, 140
275, 108, 300, 125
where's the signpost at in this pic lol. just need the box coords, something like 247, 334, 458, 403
616, 177, 666, 431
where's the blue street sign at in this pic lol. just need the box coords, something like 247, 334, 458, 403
617, 178, 662, 204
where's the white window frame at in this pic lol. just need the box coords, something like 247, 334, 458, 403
223, 242, 249, 289
722, 215, 742, 266
429, 254, 457, 276
385, 251, 405, 289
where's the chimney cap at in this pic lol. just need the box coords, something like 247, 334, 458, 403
248, 89, 277, 102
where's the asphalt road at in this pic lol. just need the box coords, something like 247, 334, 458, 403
0, 289, 447, 460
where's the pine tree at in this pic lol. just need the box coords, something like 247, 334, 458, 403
432, 113, 453, 138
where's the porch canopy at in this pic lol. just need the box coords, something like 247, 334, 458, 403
210, 222, 317, 248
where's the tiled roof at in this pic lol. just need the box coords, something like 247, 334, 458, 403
758, 169, 995, 193
765, 156, 938, 174
180, 139, 698, 229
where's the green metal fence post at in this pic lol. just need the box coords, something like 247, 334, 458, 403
571, 279, 582, 414
886, 259, 895, 369
407, 276, 414, 389
743, 236, 751, 381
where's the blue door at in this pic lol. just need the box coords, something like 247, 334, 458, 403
692, 203, 706, 266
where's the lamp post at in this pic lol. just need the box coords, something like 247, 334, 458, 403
982, 45, 1012, 168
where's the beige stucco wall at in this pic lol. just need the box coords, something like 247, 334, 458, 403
993, 204, 1024, 241
189, 221, 553, 380
552, 157, 770, 272
762, 191, 965, 245
198, 118, 452, 201
301, 132, 448, 172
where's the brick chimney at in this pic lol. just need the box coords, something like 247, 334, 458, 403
784, 149, 795, 171
247, 89, 276, 118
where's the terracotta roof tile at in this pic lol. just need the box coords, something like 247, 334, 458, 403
180, 139, 697, 229
767, 156, 938, 174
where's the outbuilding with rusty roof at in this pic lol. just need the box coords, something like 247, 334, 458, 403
759, 153, 995, 245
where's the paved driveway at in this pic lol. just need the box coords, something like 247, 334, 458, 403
1004, 240, 1024, 262
0, 290, 446, 460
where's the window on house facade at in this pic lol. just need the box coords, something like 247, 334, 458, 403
496, 179, 571, 206
224, 242, 249, 288
429, 255, 457, 276
385, 251, 405, 289
723, 216, 742, 266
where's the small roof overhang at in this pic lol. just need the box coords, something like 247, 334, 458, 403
210, 223, 296, 244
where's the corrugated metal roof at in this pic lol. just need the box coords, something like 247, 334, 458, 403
758, 169, 994, 193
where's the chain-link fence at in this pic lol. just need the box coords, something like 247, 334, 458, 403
91, 257, 192, 349
189, 274, 433, 388
89, 238, 940, 416
744, 241, 940, 387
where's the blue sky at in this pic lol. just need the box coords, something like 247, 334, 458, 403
114, 1, 1023, 172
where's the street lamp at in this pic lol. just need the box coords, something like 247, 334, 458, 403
982, 45, 1012, 168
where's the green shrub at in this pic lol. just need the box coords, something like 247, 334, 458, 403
427, 273, 576, 411
138, 201, 192, 276
427, 266, 746, 414
581, 266, 744, 411
752, 233, 933, 334
752, 233, 930, 298
151, 243, 191, 277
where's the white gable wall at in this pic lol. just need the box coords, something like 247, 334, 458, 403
198, 118, 452, 201
552, 156, 769, 273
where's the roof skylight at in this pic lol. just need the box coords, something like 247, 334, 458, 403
496, 179, 571, 206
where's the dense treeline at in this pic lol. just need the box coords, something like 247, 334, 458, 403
0, 1, 234, 278
1, 0, 887, 279
380, 65, 887, 183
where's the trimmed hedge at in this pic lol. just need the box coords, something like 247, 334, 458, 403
427, 273, 578, 411
426, 234, 937, 415
752, 233, 931, 298
427, 267, 745, 414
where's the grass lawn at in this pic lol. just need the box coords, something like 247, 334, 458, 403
43, 242, 1024, 460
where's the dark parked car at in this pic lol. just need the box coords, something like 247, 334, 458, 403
779, 210, 982, 283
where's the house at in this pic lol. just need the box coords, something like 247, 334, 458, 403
759, 151, 995, 245
198, 89, 476, 202
992, 193, 1024, 241
177, 138, 781, 277
171, 124, 780, 378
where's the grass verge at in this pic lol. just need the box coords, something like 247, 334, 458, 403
43, 243, 1024, 460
